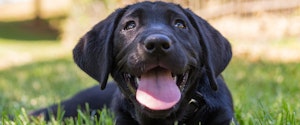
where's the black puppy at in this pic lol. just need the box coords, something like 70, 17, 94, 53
31, 1, 234, 125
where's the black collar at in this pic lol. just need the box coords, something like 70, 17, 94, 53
180, 91, 206, 124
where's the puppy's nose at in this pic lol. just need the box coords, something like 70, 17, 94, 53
144, 34, 172, 54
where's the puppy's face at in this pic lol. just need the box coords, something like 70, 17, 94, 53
74, 1, 231, 120
112, 2, 202, 118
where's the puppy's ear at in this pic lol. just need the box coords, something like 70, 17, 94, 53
184, 9, 232, 91
73, 9, 125, 90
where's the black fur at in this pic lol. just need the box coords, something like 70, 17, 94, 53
31, 2, 234, 125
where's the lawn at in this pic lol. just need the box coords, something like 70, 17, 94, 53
0, 57, 114, 125
0, 53, 299, 124
224, 58, 299, 124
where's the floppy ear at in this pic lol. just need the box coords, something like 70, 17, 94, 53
184, 9, 232, 91
73, 9, 125, 90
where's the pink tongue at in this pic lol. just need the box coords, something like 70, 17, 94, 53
136, 68, 181, 110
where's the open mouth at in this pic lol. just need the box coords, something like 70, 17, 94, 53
123, 67, 189, 110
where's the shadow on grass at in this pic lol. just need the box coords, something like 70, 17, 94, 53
0, 19, 60, 41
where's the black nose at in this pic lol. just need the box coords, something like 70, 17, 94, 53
144, 34, 172, 54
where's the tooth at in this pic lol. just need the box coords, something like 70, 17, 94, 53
124, 74, 129, 81
126, 74, 130, 79
173, 76, 177, 82
179, 83, 185, 91
135, 77, 140, 85
179, 72, 189, 91
183, 72, 188, 82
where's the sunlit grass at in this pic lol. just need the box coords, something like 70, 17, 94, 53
0, 57, 113, 124
0, 56, 299, 124
224, 58, 300, 124
0, 40, 71, 70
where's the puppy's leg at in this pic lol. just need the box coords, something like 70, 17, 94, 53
30, 83, 117, 121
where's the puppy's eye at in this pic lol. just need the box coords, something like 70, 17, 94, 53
124, 21, 136, 30
174, 19, 186, 29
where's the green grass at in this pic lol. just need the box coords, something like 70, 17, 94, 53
0, 56, 299, 124
224, 58, 300, 124
0, 57, 111, 124
0, 20, 59, 41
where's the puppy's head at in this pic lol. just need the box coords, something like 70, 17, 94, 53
73, 1, 231, 119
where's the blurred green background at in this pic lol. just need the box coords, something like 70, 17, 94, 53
0, 0, 299, 124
